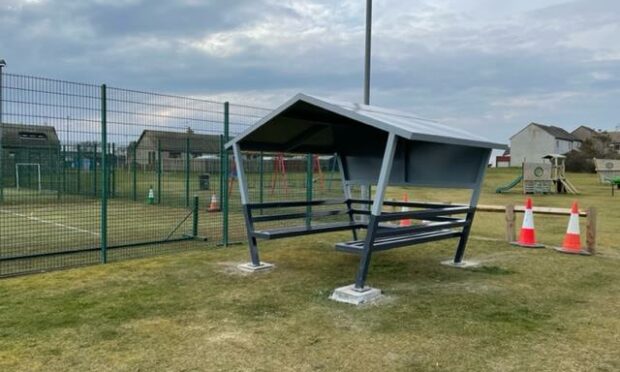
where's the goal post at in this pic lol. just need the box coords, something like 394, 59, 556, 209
15, 163, 42, 192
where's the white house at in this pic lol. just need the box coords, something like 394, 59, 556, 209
510, 123, 578, 166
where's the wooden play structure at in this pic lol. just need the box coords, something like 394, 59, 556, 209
496, 154, 577, 194
542, 154, 578, 194
593, 158, 620, 184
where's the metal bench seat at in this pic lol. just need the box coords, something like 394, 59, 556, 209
253, 221, 365, 240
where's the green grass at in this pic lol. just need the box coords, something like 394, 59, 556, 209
0, 168, 619, 371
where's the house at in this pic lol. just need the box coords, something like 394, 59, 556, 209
607, 132, 620, 154
0, 123, 61, 188
132, 129, 221, 171
571, 125, 597, 143
571, 125, 620, 154
510, 123, 578, 166
495, 149, 510, 168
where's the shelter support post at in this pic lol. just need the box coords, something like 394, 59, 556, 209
450, 149, 491, 266
233, 143, 273, 272
337, 154, 357, 241
354, 133, 397, 290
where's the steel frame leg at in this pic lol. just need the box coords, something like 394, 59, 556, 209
354, 214, 378, 290
242, 205, 261, 266
453, 211, 474, 263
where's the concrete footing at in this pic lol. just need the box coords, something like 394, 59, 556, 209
329, 284, 382, 305
237, 262, 275, 272
440, 260, 481, 269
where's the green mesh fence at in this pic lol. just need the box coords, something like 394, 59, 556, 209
0, 72, 347, 276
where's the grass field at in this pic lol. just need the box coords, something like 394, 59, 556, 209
0, 168, 619, 371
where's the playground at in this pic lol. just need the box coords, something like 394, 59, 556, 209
0, 167, 619, 371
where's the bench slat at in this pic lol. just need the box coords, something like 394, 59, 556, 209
253, 221, 364, 239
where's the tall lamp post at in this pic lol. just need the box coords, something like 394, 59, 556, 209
0, 58, 5, 202
360, 1, 372, 219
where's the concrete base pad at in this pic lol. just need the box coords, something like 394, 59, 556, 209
552, 247, 592, 256
237, 262, 275, 272
440, 260, 481, 269
510, 241, 545, 248
329, 284, 382, 305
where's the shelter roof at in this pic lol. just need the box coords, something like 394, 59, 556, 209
226, 94, 506, 153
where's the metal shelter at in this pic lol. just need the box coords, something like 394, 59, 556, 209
226, 94, 507, 293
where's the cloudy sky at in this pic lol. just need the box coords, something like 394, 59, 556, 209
1, 0, 620, 142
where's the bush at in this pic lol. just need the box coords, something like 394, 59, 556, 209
565, 150, 595, 173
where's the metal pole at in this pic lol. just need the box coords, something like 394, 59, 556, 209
157, 139, 162, 204
132, 144, 137, 201
306, 153, 313, 227
360, 0, 373, 220
0, 61, 4, 203
77, 144, 81, 194
364, 0, 372, 105
192, 195, 199, 238
111, 143, 116, 198
259, 151, 264, 214
100, 84, 108, 264
222, 102, 230, 246
185, 137, 190, 208
93, 143, 97, 196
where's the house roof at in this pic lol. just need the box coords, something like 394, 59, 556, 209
136, 130, 221, 153
0, 123, 60, 148
226, 93, 506, 152
532, 123, 576, 141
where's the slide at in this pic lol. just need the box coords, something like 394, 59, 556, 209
495, 175, 523, 193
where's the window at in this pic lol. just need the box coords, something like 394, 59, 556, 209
168, 152, 181, 159
19, 131, 47, 140
148, 151, 156, 164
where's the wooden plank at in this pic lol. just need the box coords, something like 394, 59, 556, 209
505, 204, 516, 242
586, 207, 597, 255
476, 204, 587, 217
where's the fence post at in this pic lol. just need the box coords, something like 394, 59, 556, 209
219, 134, 224, 210
306, 153, 313, 227
100, 84, 108, 264
62, 145, 66, 194
259, 151, 264, 214
586, 207, 597, 255
157, 139, 162, 204
93, 143, 97, 196
76, 144, 81, 194
185, 137, 190, 208
505, 204, 515, 243
0, 65, 4, 203
111, 143, 116, 198
132, 144, 137, 201
222, 102, 229, 246
192, 195, 199, 238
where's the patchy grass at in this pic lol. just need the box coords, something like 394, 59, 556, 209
0, 168, 619, 371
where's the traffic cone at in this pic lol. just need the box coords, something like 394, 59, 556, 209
554, 201, 589, 255
511, 198, 544, 248
207, 193, 220, 212
147, 186, 154, 205
399, 193, 411, 227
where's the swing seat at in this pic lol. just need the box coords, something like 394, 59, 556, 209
253, 221, 364, 240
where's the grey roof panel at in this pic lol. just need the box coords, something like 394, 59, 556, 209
226, 93, 507, 150
532, 123, 576, 141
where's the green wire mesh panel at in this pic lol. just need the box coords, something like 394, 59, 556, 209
0, 74, 102, 275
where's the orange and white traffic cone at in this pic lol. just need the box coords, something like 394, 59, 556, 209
511, 198, 544, 248
399, 193, 411, 227
554, 201, 589, 255
207, 194, 220, 212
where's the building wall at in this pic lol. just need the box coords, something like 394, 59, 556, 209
510, 125, 556, 166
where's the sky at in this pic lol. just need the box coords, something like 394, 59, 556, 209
1, 0, 620, 143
